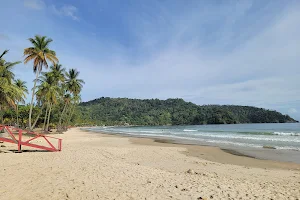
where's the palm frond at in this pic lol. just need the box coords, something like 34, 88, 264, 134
0, 49, 9, 59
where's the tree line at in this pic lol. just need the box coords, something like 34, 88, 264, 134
77, 97, 298, 126
0, 35, 84, 132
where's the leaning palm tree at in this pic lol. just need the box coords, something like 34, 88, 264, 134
14, 79, 28, 126
24, 35, 58, 130
65, 94, 81, 128
45, 64, 66, 131
37, 72, 60, 131
57, 93, 71, 130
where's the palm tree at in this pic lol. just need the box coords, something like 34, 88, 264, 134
24, 35, 58, 129
65, 94, 81, 127
14, 79, 28, 126
35, 86, 48, 130
37, 72, 60, 131
0, 81, 21, 123
58, 93, 71, 131
49, 63, 65, 84
0, 50, 21, 84
65, 69, 85, 96
46, 63, 66, 131
0, 50, 22, 123
63, 69, 84, 128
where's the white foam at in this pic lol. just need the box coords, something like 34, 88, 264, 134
273, 132, 300, 136
178, 132, 300, 143
89, 127, 300, 151
183, 129, 198, 132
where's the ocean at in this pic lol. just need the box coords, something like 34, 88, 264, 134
85, 123, 300, 163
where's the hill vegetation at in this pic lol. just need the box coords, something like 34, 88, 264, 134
77, 97, 298, 126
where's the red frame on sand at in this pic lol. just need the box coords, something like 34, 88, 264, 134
0, 125, 62, 152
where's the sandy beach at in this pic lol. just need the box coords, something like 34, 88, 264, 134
1, 128, 300, 200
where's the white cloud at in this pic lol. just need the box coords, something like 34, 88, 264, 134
52, 5, 79, 21
24, 0, 45, 10
59, 1, 300, 121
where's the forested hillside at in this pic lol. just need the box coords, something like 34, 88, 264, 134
76, 97, 298, 126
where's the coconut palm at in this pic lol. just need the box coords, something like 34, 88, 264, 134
0, 50, 22, 123
65, 94, 81, 127
37, 72, 60, 131
46, 63, 67, 130
24, 35, 58, 129
14, 79, 28, 126
0, 81, 21, 123
34, 84, 50, 130
57, 93, 71, 131
65, 69, 85, 96
49, 63, 65, 84
0, 50, 21, 84
62, 69, 84, 128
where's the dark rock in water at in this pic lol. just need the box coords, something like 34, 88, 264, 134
263, 146, 276, 149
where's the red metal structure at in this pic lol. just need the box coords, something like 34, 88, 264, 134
0, 125, 62, 152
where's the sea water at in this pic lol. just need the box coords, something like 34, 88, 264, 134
86, 123, 300, 151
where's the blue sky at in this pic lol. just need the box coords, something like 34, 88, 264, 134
1, 0, 300, 120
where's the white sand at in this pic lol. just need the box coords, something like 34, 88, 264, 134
0, 128, 300, 200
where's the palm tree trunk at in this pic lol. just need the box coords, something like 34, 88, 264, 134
0, 105, 3, 124
59, 103, 67, 126
45, 103, 52, 131
16, 102, 19, 127
43, 103, 49, 131
57, 103, 67, 132
62, 104, 72, 129
28, 70, 39, 130
66, 104, 76, 127
31, 104, 45, 130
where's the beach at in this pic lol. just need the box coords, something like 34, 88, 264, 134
1, 128, 300, 200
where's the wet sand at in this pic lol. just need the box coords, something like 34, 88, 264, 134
129, 137, 300, 170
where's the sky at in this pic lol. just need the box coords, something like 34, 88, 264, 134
0, 0, 300, 120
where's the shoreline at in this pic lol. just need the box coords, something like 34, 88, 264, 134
80, 127, 300, 168
83, 129, 300, 170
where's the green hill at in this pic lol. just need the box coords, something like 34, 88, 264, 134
76, 97, 298, 126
